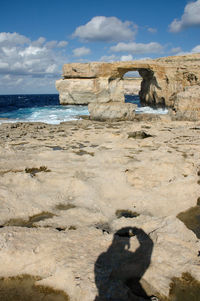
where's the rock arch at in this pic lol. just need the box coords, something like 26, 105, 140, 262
56, 53, 200, 120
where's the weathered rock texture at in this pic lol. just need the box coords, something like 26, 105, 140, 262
56, 77, 124, 105
172, 85, 200, 121
88, 102, 137, 121
56, 54, 200, 120
0, 120, 200, 300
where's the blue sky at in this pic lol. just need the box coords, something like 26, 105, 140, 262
0, 0, 199, 94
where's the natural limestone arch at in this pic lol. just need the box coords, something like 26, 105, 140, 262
56, 61, 167, 107
56, 54, 200, 119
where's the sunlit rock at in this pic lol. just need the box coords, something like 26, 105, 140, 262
88, 102, 137, 121
56, 53, 200, 120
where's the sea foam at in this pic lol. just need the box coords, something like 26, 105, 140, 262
0, 94, 168, 125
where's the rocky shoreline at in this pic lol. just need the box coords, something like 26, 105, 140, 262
0, 118, 200, 300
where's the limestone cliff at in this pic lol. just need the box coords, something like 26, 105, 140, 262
56, 53, 200, 120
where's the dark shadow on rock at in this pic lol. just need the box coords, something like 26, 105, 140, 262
94, 227, 154, 301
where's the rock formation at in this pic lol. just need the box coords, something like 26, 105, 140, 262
172, 85, 200, 121
56, 53, 200, 120
88, 102, 137, 121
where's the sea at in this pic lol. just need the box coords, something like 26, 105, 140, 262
0, 94, 168, 125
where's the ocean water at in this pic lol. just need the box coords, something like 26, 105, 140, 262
125, 95, 168, 115
0, 94, 89, 124
0, 94, 168, 125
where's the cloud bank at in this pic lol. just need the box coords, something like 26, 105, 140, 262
169, 0, 200, 32
73, 47, 91, 57
110, 42, 163, 54
0, 32, 69, 93
0, 32, 68, 78
191, 45, 200, 53
73, 16, 137, 42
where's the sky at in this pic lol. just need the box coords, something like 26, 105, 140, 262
0, 0, 200, 94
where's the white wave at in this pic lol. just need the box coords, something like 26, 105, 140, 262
136, 106, 168, 114
0, 104, 169, 125
0, 105, 89, 125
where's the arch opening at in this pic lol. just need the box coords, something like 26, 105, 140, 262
122, 70, 142, 108
121, 67, 167, 114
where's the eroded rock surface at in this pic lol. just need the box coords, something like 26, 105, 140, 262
172, 85, 200, 121
88, 102, 137, 121
56, 77, 124, 105
0, 120, 200, 300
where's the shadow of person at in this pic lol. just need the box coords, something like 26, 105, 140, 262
94, 227, 154, 301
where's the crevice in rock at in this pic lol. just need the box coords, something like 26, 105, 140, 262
54, 203, 76, 211
0, 169, 23, 175
95, 222, 111, 234
115, 209, 140, 219
74, 150, 94, 156
3, 212, 55, 228
63, 76, 97, 79
68, 225, 77, 230
55, 227, 65, 232
127, 131, 153, 139
25, 166, 51, 177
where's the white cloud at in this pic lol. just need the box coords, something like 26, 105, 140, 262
169, 0, 200, 32
110, 42, 163, 54
137, 57, 152, 60
57, 41, 68, 47
31, 38, 68, 48
0, 32, 30, 46
73, 16, 137, 42
168, 44, 200, 56
2, 46, 17, 56
0, 32, 71, 93
121, 54, 133, 61
148, 27, 157, 33
0, 62, 9, 69
191, 44, 200, 53
32, 37, 46, 47
45, 64, 57, 73
99, 54, 118, 62
170, 47, 182, 54
19, 45, 46, 57
73, 46, 91, 57
0, 74, 58, 94
0, 32, 69, 77
45, 40, 58, 49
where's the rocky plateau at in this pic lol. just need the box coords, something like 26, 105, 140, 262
0, 117, 200, 300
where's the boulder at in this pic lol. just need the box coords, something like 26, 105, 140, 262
88, 102, 137, 121
172, 85, 200, 121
